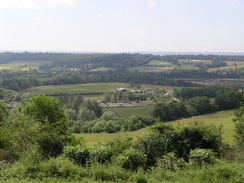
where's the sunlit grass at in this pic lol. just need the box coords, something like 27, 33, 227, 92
21, 82, 183, 95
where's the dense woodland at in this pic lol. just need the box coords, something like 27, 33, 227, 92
0, 52, 244, 182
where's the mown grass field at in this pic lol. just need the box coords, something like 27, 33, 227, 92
172, 110, 235, 144
77, 109, 236, 146
104, 105, 154, 118
20, 82, 183, 95
179, 59, 212, 64
76, 127, 150, 146
147, 60, 173, 66
208, 64, 244, 72
177, 65, 199, 70
0, 60, 52, 70
89, 67, 114, 72
128, 67, 175, 72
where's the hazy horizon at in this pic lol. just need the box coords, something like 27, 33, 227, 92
1, 0, 243, 53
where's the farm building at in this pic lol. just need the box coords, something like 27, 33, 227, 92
113, 88, 128, 92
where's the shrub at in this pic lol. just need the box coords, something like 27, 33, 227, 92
233, 104, 244, 148
157, 153, 185, 171
118, 149, 146, 170
64, 146, 90, 166
189, 148, 217, 166
89, 146, 113, 163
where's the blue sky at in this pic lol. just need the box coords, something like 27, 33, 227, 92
0, 0, 243, 52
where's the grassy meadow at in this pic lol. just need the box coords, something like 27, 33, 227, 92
0, 60, 52, 70
147, 60, 174, 66
179, 59, 212, 64
20, 82, 183, 95
172, 110, 235, 144
89, 67, 114, 72
208, 64, 244, 72
128, 66, 176, 72
78, 109, 236, 146
104, 105, 154, 118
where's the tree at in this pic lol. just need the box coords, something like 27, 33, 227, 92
0, 100, 7, 123
81, 99, 103, 117
77, 107, 96, 121
233, 104, 244, 148
19, 95, 72, 157
214, 87, 243, 110
188, 96, 215, 115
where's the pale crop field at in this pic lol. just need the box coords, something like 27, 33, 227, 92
208, 64, 244, 72
148, 60, 174, 66
0, 60, 52, 70
128, 67, 175, 72
89, 67, 114, 72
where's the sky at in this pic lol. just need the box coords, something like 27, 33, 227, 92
0, 0, 243, 53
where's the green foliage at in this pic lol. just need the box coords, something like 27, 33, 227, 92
188, 96, 215, 115
214, 86, 243, 110
135, 123, 223, 167
135, 125, 177, 167
73, 115, 155, 134
64, 146, 90, 166
189, 148, 217, 166
64, 145, 113, 165
4, 113, 40, 155
0, 127, 12, 149
118, 149, 146, 170
152, 102, 189, 121
101, 111, 117, 121
0, 100, 7, 123
81, 99, 103, 117
77, 107, 96, 121
233, 104, 244, 148
17, 95, 72, 157
89, 146, 113, 163
176, 122, 223, 160
65, 108, 77, 120
157, 153, 185, 171
106, 137, 133, 155
20, 95, 67, 124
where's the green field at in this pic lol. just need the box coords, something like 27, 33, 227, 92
76, 127, 150, 146
89, 67, 114, 72
148, 60, 174, 66
78, 109, 236, 146
179, 59, 212, 64
20, 82, 183, 95
177, 66, 199, 70
128, 67, 176, 72
208, 64, 244, 72
0, 60, 52, 70
171, 110, 235, 144
104, 105, 154, 118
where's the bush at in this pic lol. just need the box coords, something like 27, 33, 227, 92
118, 149, 146, 170
157, 153, 185, 171
89, 146, 113, 163
64, 146, 90, 166
189, 148, 217, 166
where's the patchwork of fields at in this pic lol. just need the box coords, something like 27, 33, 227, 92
0, 60, 52, 70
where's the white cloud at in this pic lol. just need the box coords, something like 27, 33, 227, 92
147, 0, 156, 7
0, 0, 78, 9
